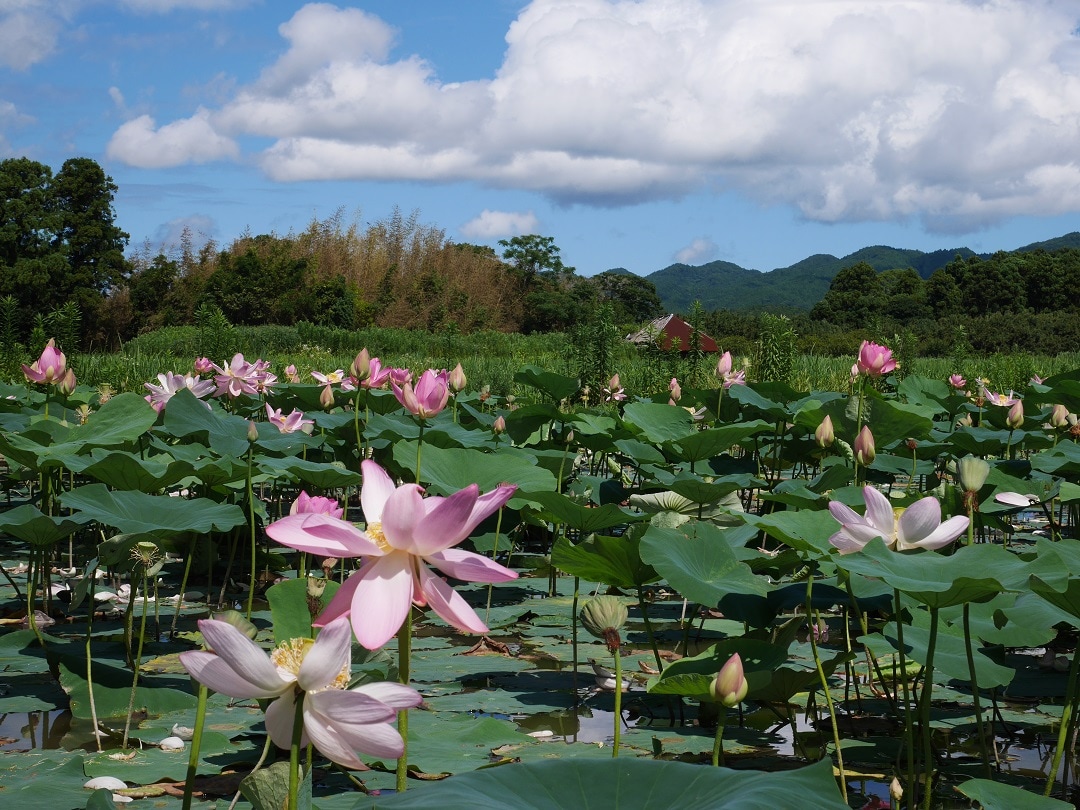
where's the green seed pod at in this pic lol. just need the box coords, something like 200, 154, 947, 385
579, 595, 628, 640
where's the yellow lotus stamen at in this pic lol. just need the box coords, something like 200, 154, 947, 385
271, 637, 350, 690
366, 521, 392, 553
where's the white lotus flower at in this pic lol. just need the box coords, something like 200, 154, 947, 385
828, 486, 969, 554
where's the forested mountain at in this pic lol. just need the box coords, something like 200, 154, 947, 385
639, 238, 1080, 312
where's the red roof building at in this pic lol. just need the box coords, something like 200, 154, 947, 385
625, 314, 719, 353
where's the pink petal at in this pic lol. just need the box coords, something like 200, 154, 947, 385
180, 650, 284, 699
298, 616, 351, 692
995, 491, 1036, 507
350, 552, 414, 650
264, 690, 306, 750
360, 461, 396, 524
417, 563, 488, 635
380, 484, 426, 551
902, 515, 969, 551
840, 521, 892, 547
196, 620, 288, 695
828, 530, 868, 555
862, 486, 894, 535
312, 566, 365, 627
828, 501, 861, 524
333, 720, 407, 761
266, 513, 380, 557
462, 484, 518, 535
896, 497, 942, 546
427, 548, 518, 584
352, 681, 424, 710
410, 485, 479, 555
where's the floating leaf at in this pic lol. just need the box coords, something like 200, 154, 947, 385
61, 484, 247, 535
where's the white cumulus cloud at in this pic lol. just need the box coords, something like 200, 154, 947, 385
674, 238, 719, 265
105, 0, 1080, 231
460, 209, 541, 239
106, 109, 239, 168
0, 7, 61, 70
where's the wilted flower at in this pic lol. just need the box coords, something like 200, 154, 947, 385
267, 461, 518, 649
22, 338, 67, 385
265, 403, 314, 434
1031, 374, 1045, 385
815, 415, 834, 448
854, 425, 875, 465
857, 341, 897, 377
603, 374, 626, 402
711, 653, 748, 708
179, 616, 422, 769
828, 485, 969, 554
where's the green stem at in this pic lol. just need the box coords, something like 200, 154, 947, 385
396, 609, 413, 793
807, 574, 846, 802
1046, 642, 1080, 796
638, 592, 665, 673
963, 604, 991, 779
484, 506, 506, 626
919, 607, 940, 810
86, 565, 101, 753
572, 576, 580, 682
245, 446, 256, 620
182, 683, 209, 810
415, 421, 425, 484
712, 708, 727, 766
895, 590, 916, 808
171, 536, 197, 638
122, 566, 150, 749
612, 646, 622, 758
288, 691, 306, 810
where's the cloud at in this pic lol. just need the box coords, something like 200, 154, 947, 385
105, 0, 1080, 229
0, 7, 62, 70
152, 213, 217, 252
460, 209, 540, 239
117, 0, 253, 11
674, 238, 718, 265
106, 109, 239, 168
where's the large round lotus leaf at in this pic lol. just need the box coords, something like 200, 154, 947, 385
956, 778, 1072, 809
365, 757, 846, 809
60, 483, 246, 535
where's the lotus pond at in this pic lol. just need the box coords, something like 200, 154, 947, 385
3, 347, 1080, 809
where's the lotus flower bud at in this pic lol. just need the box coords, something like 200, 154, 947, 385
448, 363, 467, 393
319, 383, 335, 411
492, 415, 506, 435
350, 349, 371, 382
854, 425, 875, 466
246, 420, 259, 443
1007, 400, 1024, 429
711, 653, 748, 708
889, 777, 903, 804
815, 415, 834, 448
857, 340, 897, 377
22, 338, 67, 384
957, 456, 990, 494
56, 368, 77, 396
580, 595, 628, 653
716, 352, 733, 378
669, 377, 682, 403
194, 357, 214, 375
1051, 404, 1070, 428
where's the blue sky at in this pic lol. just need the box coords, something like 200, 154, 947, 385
4, 0, 1080, 277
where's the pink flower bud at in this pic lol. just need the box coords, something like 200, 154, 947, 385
449, 363, 467, 393
319, 384, 336, 411
350, 349, 371, 382
948, 373, 966, 390
711, 653, 748, 708
815, 415, 834, 448
669, 377, 681, 403
855, 425, 875, 466
56, 368, 77, 396
246, 420, 259, 443
1051, 404, 1070, 428
492, 415, 506, 435
1007, 400, 1024, 429
716, 351, 733, 378
193, 357, 214, 375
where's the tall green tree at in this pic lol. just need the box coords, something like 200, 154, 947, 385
499, 234, 574, 281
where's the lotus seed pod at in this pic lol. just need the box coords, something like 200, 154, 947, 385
579, 595, 628, 653
957, 456, 990, 494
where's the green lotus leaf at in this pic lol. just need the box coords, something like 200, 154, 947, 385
638, 521, 768, 608
0, 503, 91, 546
365, 752, 846, 809
514, 365, 580, 402
56, 448, 196, 492
744, 508, 840, 557
955, 778, 1072, 809
60, 483, 246, 535
664, 421, 771, 463
257, 455, 361, 489
158, 387, 251, 458
391, 442, 556, 501
527, 490, 643, 533
550, 531, 660, 590
266, 576, 342, 645
621, 401, 695, 444
613, 437, 666, 465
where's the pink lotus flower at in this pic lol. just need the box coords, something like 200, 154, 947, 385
1031, 374, 1045, 385
716, 352, 733, 378
56, 368, 77, 396
711, 653, 748, 707
361, 358, 392, 389
145, 372, 216, 413
389, 367, 412, 387
982, 387, 1020, 407
291, 491, 343, 518
284, 364, 301, 383
828, 485, 969, 554
312, 369, 348, 386
603, 374, 626, 402
948, 373, 966, 390
350, 350, 371, 381
393, 368, 449, 419
265, 403, 314, 434
857, 341, 897, 377
266, 461, 517, 649
668, 377, 682, 403
815, 415, 834, 448
193, 357, 214, 375
854, 425, 875, 465
212, 354, 262, 398
1006, 400, 1024, 429
179, 615, 421, 769
448, 363, 467, 393
22, 338, 67, 385
722, 369, 746, 389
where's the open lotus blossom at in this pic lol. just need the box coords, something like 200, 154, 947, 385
267, 460, 517, 649
312, 369, 348, 386
212, 354, 263, 398
179, 615, 421, 769
857, 341, 897, 377
828, 485, 969, 554
265, 403, 314, 434
389, 367, 412, 387
144, 372, 216, 412
291, 491, 343, 518
22, 338, 67, 384
393, 368, 449, 419
948, 373, 966, 390
981, 386, 1020, 407
360, 357, 392, 389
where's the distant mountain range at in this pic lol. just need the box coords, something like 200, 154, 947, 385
622, 231, 1080, 313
